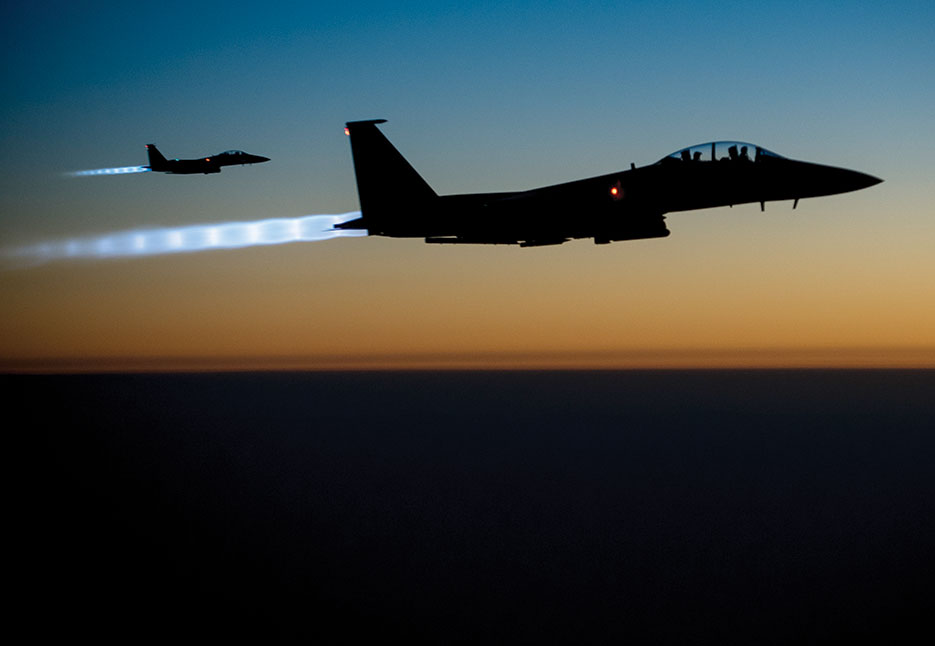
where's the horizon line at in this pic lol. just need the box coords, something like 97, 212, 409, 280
4, 347, 935, 374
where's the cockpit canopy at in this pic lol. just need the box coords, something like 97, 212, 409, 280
658, 141, 784, 164
220, 150, 246, 156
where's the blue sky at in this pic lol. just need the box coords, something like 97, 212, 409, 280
2, 1, 933, 368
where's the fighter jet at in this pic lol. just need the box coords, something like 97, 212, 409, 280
338, 120, 881, 246
144, 144, 270, 175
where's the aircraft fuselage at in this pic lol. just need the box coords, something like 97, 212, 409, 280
144, 145, 270, 175
340, 121, 881, 246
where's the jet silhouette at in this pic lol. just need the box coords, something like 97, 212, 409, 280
145, 144, 269, 175
338, 120, 881, 246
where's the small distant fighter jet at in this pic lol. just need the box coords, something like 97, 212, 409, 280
144, 144, 270, 175
338, 120, 881, 246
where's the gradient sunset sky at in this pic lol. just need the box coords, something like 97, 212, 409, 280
2, 1, 933, 370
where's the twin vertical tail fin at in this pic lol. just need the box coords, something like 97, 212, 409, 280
145, 144, 168, 171
343, 120, 437, 234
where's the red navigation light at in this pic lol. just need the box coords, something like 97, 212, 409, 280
344, 127, 350, 136
610, 187, 618, 196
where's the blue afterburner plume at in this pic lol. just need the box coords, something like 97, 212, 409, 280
2, 212, 366, 268
66, 166, 152, 176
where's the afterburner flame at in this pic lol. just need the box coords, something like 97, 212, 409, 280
2, 212, 366, 268
66, 166, 153, 176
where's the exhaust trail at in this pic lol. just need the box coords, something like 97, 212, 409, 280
2, 212, 366, 268
66, 166, 152, 177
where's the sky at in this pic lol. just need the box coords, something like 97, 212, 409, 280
1, 1, 934, 370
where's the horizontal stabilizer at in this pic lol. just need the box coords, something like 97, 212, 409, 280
333, 217, 367, 230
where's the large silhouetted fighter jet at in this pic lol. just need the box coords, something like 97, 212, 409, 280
338, 120, 881, 246
144, 144, 269, 174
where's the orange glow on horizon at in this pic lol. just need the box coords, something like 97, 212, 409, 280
5, 347, 935, 373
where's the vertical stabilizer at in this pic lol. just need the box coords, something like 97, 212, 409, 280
145, 144, 168, 171
344, 120, 437, 230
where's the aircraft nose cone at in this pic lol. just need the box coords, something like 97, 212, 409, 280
856, 172, 883, 189
834, 167, 883, 194
255, 155, 270, 163
796, 163, 882, 198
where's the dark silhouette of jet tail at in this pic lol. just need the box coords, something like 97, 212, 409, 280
345, 120, 437, 230
145, 144, 168, 172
